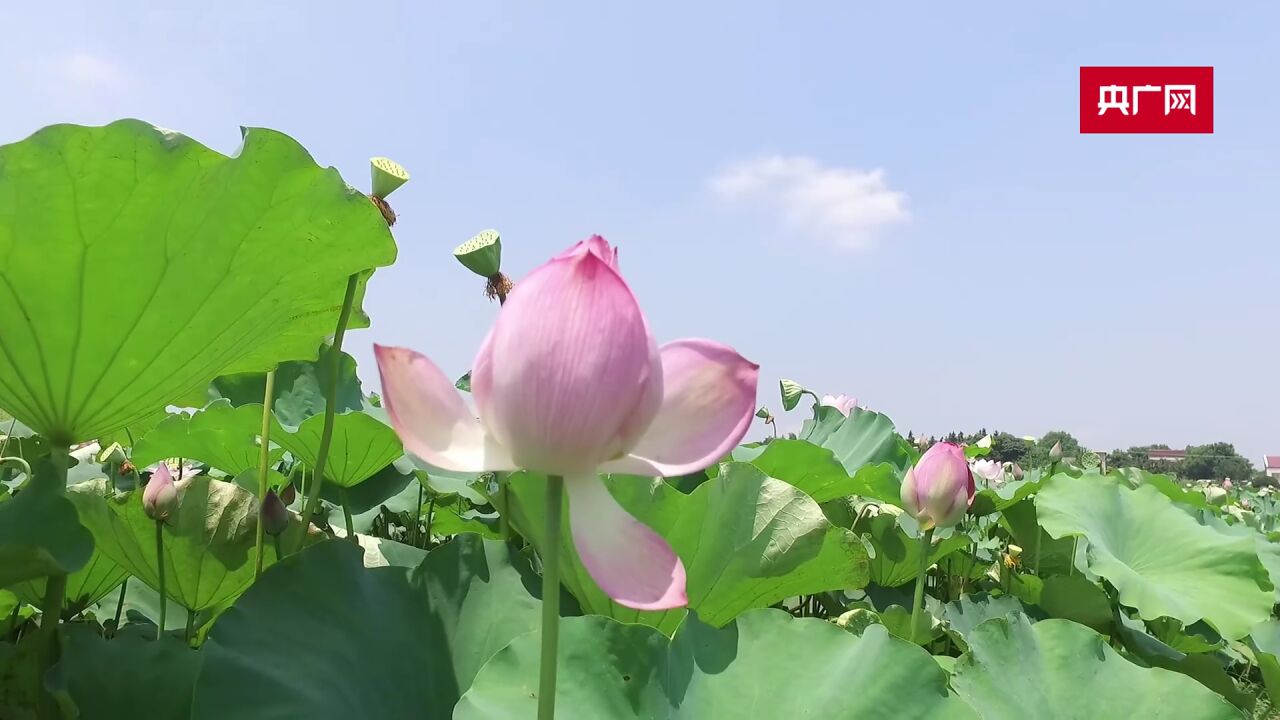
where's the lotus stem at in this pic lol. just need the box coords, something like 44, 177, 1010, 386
340, 487, 356, 541
412, 481, 423, 546
155, 519, 166, 641
538, 475, 565, 720
0, 455, 32, 478
297, 273, 359, 548
424, 496, 437, 547
254, 369, 277, 579
34, 442, 70, 718
111, 579, 128, 637
909, 527, 935, 644
185, 608, 196, 643
500, 482, 511, 541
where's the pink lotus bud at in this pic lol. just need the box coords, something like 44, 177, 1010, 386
1011, 463, 1025, 481
142, 464, 178, 521
819, 394, 857, 417
261, 489, 289, 536
1223, 478, 1233, 491
900, 442, 975, 530
376, 235, 759, 610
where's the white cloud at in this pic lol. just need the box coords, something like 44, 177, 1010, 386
709, 155, 909, 251
56, 51, 130, 90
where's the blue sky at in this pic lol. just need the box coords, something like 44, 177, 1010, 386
3, 1, 1275, 464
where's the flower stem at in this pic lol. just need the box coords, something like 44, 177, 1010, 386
538, 475, 565, 720
297, 273, 359, 549
340, 487, 355, 541
155, 520, 167, 641
412, 481, 423, 546
34, 442, 70, 718
111, 578, 128, 637
423, 495, 437, 548
909, 527, 935, 644
253, 369, 277, 579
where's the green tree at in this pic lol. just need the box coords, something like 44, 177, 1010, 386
1181, 442, 1256, 482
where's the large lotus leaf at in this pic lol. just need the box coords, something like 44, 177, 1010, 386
735, 438, 903, 504
951, 616, 1241, 719
210, 343, 364, 428
999, 498, 1077, 577
47, 624, 202, 720
497, 463, 870, 635
0, 120, 396, 443
860, 512, 971, 587
192, 534, 546, 719
968, 472, 1044, 517
131, 400, 282, 475
456, 610, 977, 718
1034, 474, 1271, 639
68, 476, 295, 612
0, 473, 93, 586
1251, 620, 1280, 707
12, 546, 127, 612
1111, 468, 1214, 512
272, 411, 402, 489
798, 406, 915, 475
945, 593, 1034, 652
1113, 613, 1253, 712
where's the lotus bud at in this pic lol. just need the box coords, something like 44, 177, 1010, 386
261, 489, 289, 536
142, 464, 178, 521
1011, 463, 1025, 481
1048, 440, 1063, 462
819, 394, 857, 417
1223, 478, 1233, 491
779, 379, 806, 411
900, 442, 975, 530
970, 458, 1003, 483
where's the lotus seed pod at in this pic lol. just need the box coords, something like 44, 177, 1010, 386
454, 229, 503, 278
261, 489, 289, 536
778, 379, 805, 411
369, 157, 409, 199
96, 442, 127, 465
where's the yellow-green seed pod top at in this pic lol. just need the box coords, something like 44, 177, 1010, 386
454, 229, 503, 278
370, 157, 410, 199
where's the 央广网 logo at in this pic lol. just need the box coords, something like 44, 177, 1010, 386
1080, 66, 1213, 134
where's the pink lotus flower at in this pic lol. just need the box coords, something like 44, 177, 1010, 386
970, 458, 1004, 484
900, 442, 975, 530
142, 463, 178, 521
820, 394, 858, 417
376, 235, 758, 610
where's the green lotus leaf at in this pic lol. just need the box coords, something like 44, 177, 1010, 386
192, 534, 547, 718
1034, 474, 1272, 639
1251, 620, 1280, 707
272, 411, 402, 489
456, 610, 977, 718
210, 342, 364, 429
1114, 612, 1252, 711
951, 616, 1241, 719
944, 593, 1033, 652
0, 120, 395, 443
68, 476, 300, 612
859, 512, 971, 587
798, 406, 915, 476
46, 624, 202, 720
496, 463, 870, 635
12, 546, 127, 612
735, 438, 904, 504
0, 473, 93, 587
131, 400, 282, 475
968, 472, 1044, 517
1038, 574, 1113, 634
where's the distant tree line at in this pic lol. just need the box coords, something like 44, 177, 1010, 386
911, 429, 1268, 485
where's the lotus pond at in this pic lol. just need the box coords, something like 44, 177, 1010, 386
1, 120, 1277, 719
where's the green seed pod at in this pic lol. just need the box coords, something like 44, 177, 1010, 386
370, 157, 410, 199
454, 229, 503, 278
778, 379, 806, 411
